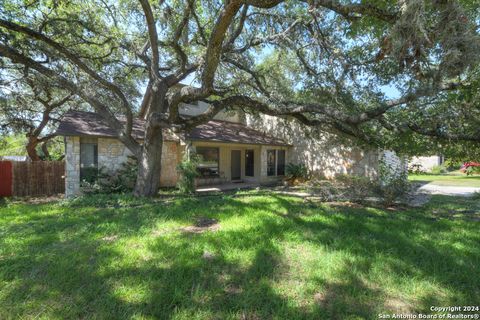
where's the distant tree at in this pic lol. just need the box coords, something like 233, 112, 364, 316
0, 0, 479, 196
0, 72, 76, 160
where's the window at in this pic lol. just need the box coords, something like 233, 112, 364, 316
266, 149, 286, 176
267, 150, 276, 176
196, 147, 219, 177
277, 150, 285, 176
245, 150, 254, 177
80, 140, 98, 183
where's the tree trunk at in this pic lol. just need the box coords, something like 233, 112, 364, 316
133, 79, 168, 197
26, 136, 41, 161
41, 141, 50, 159
133, 121, 164, 197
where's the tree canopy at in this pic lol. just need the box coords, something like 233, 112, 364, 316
1, 0, 479, 194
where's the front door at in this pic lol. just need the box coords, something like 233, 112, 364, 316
245, 150, 254, 177
231, 150, 241, 180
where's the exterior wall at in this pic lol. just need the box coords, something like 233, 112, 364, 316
65, 136, 80, 197
64, 136, 180, 196
160, 141, 181, 186
98, 138, 180, 187
410, 156, 443, 172
246, 115, 379, 179
97, 138, 180, 187
98, 138, 132, 172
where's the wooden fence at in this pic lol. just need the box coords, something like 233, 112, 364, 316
0, 161, 65, 197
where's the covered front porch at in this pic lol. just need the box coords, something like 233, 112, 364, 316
185, 119, 292, 187
190, 141, 291, 186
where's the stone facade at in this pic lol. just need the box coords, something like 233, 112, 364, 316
160, 141, 180, 186
98, 138, 132, 172
246, 114, 380, 179
64, 137, 180, 197
65, 136, 80, 197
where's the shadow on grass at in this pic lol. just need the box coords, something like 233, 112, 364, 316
0, 194, 478, 319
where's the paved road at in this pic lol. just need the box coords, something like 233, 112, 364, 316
417, 184, 480, 197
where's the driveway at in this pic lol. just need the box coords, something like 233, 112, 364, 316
416, 184, 480, 197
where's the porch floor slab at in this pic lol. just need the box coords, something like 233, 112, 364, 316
196, 182, 260, 193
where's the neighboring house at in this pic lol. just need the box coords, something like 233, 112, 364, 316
410, 155, 444, 172
56, 101, 387, 197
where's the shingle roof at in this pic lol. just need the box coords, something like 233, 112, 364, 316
187, 120, 289, 146
56, 111, 289, 146
56, 111, 178, 141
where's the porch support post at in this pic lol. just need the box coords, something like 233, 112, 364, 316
260, 145, 268, 183
65, 136, 81, 197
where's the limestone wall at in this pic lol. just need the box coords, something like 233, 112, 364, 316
97, 138, 180, 187
246, 114, 379, 179
65, 136, 80, 197
98, 138, 132, 172
160, 141, 181, 187
64, 136, 180, 196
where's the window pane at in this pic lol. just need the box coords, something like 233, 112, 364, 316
277, 150, 285, 176
245, 150, 254, 177
267, 150, 276, 176
196, 147, 219, 177
80, 143, 98, 182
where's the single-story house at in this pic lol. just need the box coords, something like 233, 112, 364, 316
56, 101, 392, 197
409, 155, 445, 172
57, 109, 292, 197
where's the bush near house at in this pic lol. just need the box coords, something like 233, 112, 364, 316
81, 156, 138, 194
378, 154, 410, 206
408, 163, 426, 174
176, 155, 201, 194
285, 163, 309, 185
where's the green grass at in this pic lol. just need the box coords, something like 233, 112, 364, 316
409, 173, 480, 187
0, 193, 479, 319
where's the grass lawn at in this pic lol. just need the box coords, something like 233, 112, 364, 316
409, 173, 480, 187
0, 193, 479, 319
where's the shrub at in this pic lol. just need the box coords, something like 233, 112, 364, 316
378, 153, 410, 206
285, 163, 309, 180
473, 191, 480, 200
465, 166, 480, 176
335, 174, 377, 201
430, 165, 447, 175
176, 155, 200, 194
81, 156, 138, 194
444, 160, 462, 171
80, 167, 99, 184
408, 163, 425, 174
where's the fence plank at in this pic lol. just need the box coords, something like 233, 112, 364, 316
0, 161, 13, 197
12, 161, 65, 197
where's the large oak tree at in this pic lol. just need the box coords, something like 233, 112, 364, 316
1, 0, 479, 196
